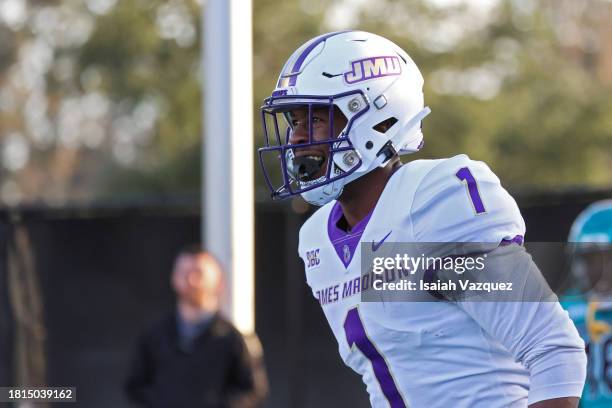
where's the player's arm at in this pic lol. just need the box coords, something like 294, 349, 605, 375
470, 300, 584, 408
454, 245, 586, 406
411, 156, 586, 405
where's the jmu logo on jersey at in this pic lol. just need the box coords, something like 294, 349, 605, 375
344, 55, 402, 84
306, 249, 320, 268
343, 244, 351, 264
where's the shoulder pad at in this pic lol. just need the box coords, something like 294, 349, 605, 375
411, 155, 525, 243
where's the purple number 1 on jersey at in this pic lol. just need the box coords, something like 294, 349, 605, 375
456, 167, 486, 214
344, 307, 407, 408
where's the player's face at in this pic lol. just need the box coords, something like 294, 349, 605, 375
286, 106, 347, 182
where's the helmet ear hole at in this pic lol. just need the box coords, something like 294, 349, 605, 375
373, 117, 398, 133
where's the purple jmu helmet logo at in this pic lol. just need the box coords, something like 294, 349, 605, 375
344, 55, 402, 85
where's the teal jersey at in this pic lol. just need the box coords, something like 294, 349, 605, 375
561, 295, 612, 407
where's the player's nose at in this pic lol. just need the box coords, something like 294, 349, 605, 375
288, 122, 309, 145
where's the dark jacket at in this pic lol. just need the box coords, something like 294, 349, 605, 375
125, 313, 255, 408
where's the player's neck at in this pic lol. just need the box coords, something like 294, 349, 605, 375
338, 159, 402, 229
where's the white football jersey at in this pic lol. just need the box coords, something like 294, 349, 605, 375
298, 155, 586, 407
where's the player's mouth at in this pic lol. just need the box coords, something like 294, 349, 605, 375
291, 151, 329, 182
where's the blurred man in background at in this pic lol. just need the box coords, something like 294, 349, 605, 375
125, 245, 266, 408
562, 201, 612, 407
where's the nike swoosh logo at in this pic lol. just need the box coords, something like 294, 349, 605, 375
371, 231, 392, 252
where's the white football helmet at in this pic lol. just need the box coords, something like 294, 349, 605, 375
257, 30, 430, 206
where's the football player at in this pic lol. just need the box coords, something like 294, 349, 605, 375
562, 200, 612, 407
257, 31, 586, 407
